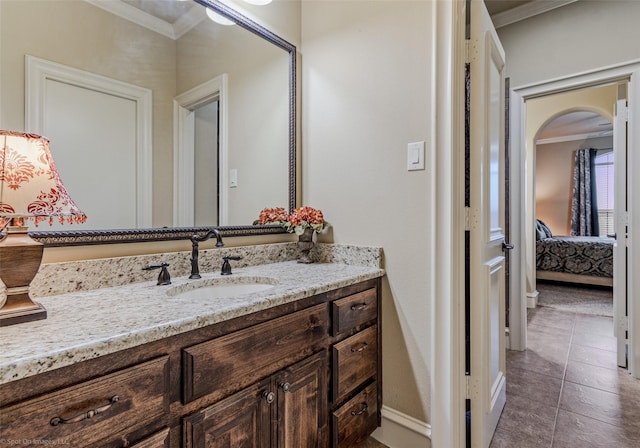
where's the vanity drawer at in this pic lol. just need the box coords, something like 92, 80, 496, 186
332, 288, 377, 335
0, 356, 169, 448
332, 325, 377, 402
182, 303, 329, 403
131, 427, 170, 448
332, 381, 378, 448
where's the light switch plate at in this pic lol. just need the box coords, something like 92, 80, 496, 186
407, 141, 425, 171
229, 169, 238, 187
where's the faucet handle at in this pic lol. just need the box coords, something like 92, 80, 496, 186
143, 263, 171, 285
221, 256, 242, 276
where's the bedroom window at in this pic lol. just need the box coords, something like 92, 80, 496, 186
595, 151, 614, 237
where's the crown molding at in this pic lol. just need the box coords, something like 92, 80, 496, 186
84, 0, 205, 40
492, 0, 580, 29
536, 130, 613, 145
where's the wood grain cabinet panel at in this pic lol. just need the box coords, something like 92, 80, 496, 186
332, 288, 377, 336
183, 381, 271, 448
332, 325, 378, 402
184, 352, 327, 448
0, 356, 169, 448
131, 427, 170, 448
331, 382, 378, 448
276, 352, 327, 448
182, 303, 329, 404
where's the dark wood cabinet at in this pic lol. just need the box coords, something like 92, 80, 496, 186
0, 277, 381, 448
183, 352, 327, 448
275, 352, 327, 448
183, 381, 270, 448
0, 356, 170, 448
329, 286, 381, 447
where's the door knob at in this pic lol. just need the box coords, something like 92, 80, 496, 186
262, 391, 275, 404
502, 242, 514, 251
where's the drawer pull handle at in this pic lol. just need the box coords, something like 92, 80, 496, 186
262, 391, 275, 404
279, 382, 291, 392
351, 342, 368, 353
351, 303, 368, 311
351, 403, 368, 416
50, 395, 119, 426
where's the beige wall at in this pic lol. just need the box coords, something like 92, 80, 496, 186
301, 1, 434, 422
528, 84, 618, 237
536, 136, 612, 235
498, 0, 640, 87
177, 17, 290, 225
524, 83, 617, 294
0, 0, 177, 226
1, 0, 299, 229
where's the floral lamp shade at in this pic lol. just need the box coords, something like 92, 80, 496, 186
0, 130, 86, 227
0, 130, 86, 326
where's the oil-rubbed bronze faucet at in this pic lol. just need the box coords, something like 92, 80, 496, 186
221, 256, 242, 275
189, 229, 224, 279
143, 263, 171, 285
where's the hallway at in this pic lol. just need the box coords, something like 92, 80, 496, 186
490, 306, 640, 447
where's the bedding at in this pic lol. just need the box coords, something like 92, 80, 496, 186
534, 218, 614, 286
536, 235, 614, 284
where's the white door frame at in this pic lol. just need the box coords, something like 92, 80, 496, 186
511, 60, 640, 377
173, 74, 228, 226
430, 0, 467, 446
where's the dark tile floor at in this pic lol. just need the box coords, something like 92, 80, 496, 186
490, 306, 640, 447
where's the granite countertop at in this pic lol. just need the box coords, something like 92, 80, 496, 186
0, 261, 384, 385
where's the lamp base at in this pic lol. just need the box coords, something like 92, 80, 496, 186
0, 223, 47, 326
0, 293, 47, 327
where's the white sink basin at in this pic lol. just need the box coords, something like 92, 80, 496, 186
167, 277, 276, 300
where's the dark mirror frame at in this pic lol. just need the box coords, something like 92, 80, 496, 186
29, 0, 296, 247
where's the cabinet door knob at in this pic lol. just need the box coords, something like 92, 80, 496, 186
262, 391, 275, 404
50, 395, 119, 426
279, 382, 291, 392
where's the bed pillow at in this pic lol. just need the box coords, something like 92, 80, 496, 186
535, 221, 546, 240
537, 219, 553, 238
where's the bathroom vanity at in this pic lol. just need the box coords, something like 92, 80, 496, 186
0, 255, 383, 448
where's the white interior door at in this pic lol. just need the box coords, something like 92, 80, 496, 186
26, 56, 152, 229
468, 1, 507, 446
43, 79, 138, 230
614, 96, 629, 368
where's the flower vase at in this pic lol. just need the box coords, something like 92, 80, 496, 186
297, 227, 315, 264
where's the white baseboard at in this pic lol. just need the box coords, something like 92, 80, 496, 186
371, 405, 431, 448
527, 290, 539, 309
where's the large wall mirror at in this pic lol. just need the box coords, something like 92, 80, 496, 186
0, 0, 296, 245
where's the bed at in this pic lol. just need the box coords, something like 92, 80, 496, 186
535, 220, 614, 287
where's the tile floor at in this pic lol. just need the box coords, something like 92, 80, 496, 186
490, 306, 640, 447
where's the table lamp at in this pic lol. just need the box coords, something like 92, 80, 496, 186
0, 130, 86, 326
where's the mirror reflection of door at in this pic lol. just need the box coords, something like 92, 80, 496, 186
193, 100, 220, 226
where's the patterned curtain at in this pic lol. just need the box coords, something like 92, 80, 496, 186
570, 148, 600, 236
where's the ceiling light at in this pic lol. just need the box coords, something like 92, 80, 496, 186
243, 0, 273, 5
206, 8, 235, 25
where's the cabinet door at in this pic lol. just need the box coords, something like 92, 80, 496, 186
131, 427, 170, 448
183, 381, 271, 448
276, 352, 327, 448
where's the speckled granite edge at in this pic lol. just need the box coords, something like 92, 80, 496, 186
31, 243, 383, 298
315, 244, 382, 268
